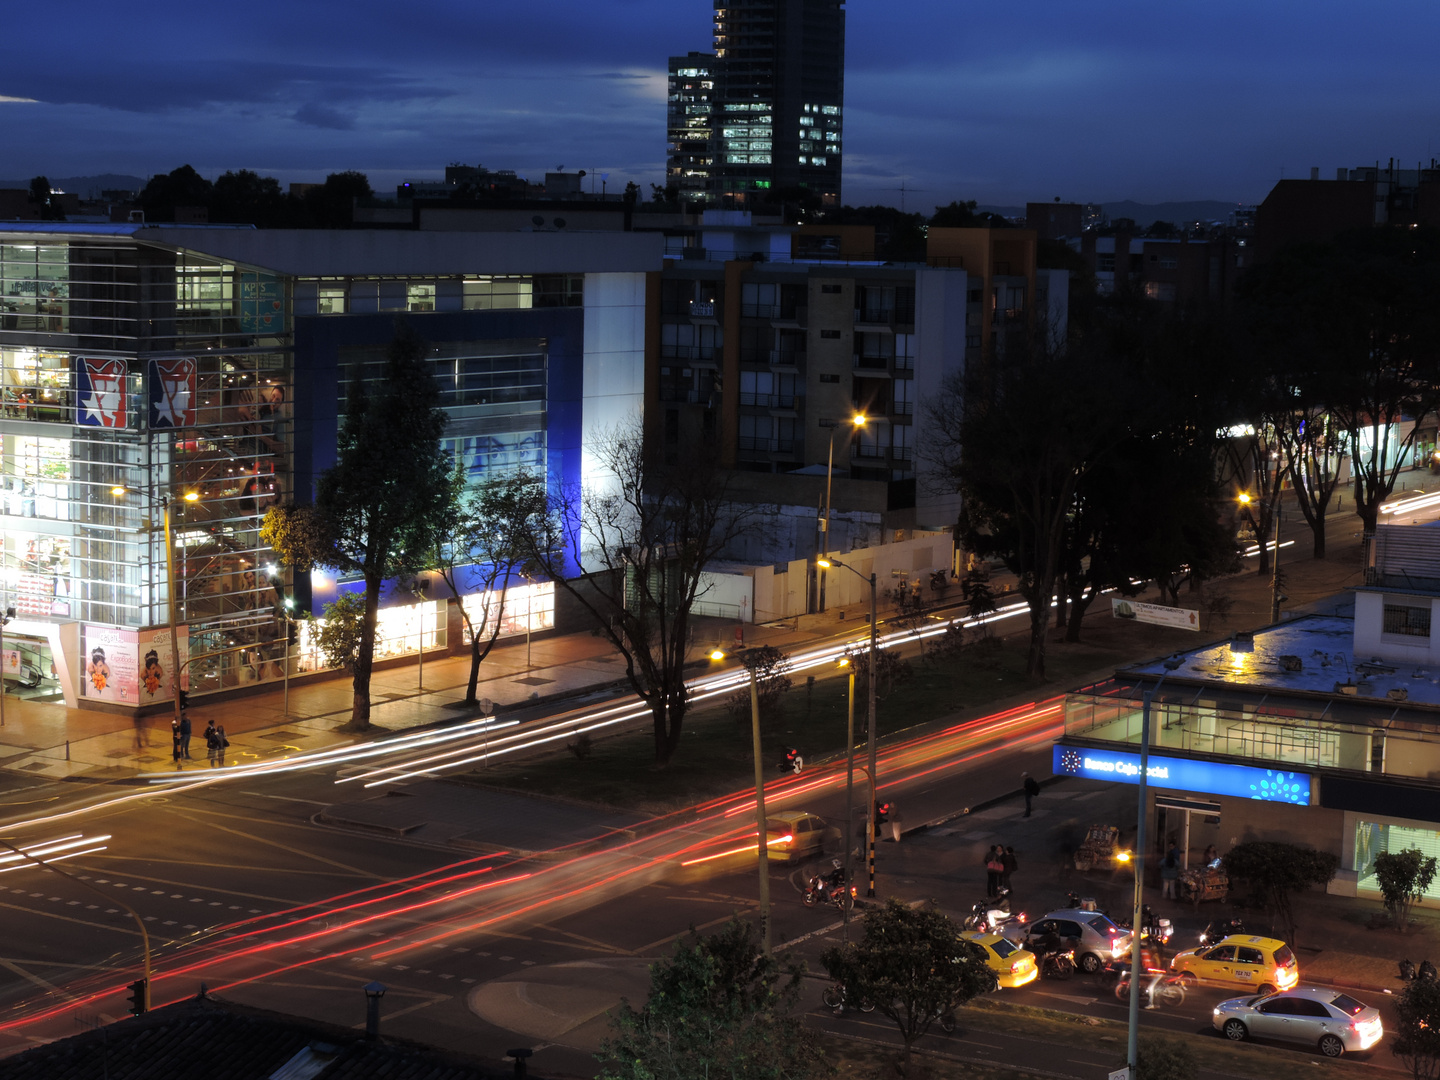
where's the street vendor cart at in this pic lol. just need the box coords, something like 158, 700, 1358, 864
1073, 825, 1127, 872
1178, 864, 1229, 904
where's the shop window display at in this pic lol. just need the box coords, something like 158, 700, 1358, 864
1, 348, 73, 422
0, 244, 68, 333
1356, 820, 1440, 900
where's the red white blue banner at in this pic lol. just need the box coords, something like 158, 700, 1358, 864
75, 357, 129, 428
149, 357, 197, 428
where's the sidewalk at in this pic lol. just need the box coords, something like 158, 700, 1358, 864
0, 602, 871, 784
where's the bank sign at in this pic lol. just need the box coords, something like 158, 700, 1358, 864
1053, 744, 1311, 805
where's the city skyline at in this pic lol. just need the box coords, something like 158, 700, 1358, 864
2, 0, 1437, 209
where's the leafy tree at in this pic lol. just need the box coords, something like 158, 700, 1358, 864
138, 164, 214, 222
516, 419, 759, 764
262, 322, 452, 730
1375, 848, 1439, 931
597, 918, 820, 1080
842, 643, 911, 699
211, 169, 290, 227
1136, 1036, 1198, 1080
1222, 841, 1339, 946
822, 900, 996, 1071
1394, 977, 1440, 1080
302, 170, 372, 228
725, 645, 793, 725
960, 565, 996, 635
833, 204, 927, 261
312, 593, 367, 672
930, 199, 1014, 228
1241, 227, 1440, 537
27, 176, 63, 221
428, 467, 553, 707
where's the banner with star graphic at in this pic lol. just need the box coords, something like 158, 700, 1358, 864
74, 357, 129, 428
148, 357, 197, 428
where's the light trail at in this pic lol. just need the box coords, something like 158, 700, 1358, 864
0, 833, 111, 874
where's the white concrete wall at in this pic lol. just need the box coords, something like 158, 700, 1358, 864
910, 267, 968, 531
1354, 590, 1440, 665
694, 571, 756, 622
581, 272, 647, 503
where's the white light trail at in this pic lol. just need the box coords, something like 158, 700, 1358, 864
0, 833, 111, 873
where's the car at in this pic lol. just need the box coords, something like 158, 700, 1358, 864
959, 931, 1038, 988
1023, 910, 1132, 974
1212, 986, 1383, 1057
1171, 934, 1298, 994
765, 811, 828, 863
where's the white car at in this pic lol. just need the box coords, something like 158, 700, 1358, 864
1213, 986, 1383, 1058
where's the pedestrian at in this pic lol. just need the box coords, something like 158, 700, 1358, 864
1203, 844, 1218, 867
1001, 845, 1018, 891
1161, 842, 1180, 900
171, 718, 181, 762
984, 845, 1004, 897
217, 725, 229, 765
1023, 772, 1041, 817
179, 710, 192, 759
205, 719, 221, 766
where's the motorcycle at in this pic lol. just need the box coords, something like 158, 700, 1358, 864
1038, 948, 1076, 980
822, 983, 875, 1013
1113, 968, 1186, 1007
963, 888, 1026, 935
1199, 915, 1245, 946
778, 748, 804, 774
803, 863, 854, 910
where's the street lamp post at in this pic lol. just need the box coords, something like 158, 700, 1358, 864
816, 414, 868, 613
113, 486, 197, 727
1126, 656, 1184, 1077
820, 557, 879, 897
1239, 491, 1285, 624
838, 656, 856, 933
0, 603, 12, 728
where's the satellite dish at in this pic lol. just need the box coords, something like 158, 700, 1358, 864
557, 164, 564, 172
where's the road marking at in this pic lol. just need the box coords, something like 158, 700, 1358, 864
159, 806, 375, 878
240, 791, 334, 805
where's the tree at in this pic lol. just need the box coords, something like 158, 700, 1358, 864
27, 176, 62, 221
597, 917, 820, 1080
1394, 977, 1440, 1080
1375, 848, 1439, 931
211, 169, 290, 227
517, 419, 759, 765
1241, 227, 1440, 538
138, 164, 214, 222
725, 645, 793, 725
302, 170, 372, 228
312, 593, 367, 672
930, 199, 1014, 229
429, 468, 552, 707
1136, 1036, 1198, 1080
1222, 841, 1339, 946
960, 565, 996, 636
262, 322, 452, 730
842, 643, 911, 698
822, 900, 996, 1071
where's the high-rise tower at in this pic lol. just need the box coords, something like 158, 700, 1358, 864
666, 53, 716, 203
668, 1, 845, 211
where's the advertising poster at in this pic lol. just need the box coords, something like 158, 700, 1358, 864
240, 273, 284, 334
81, 625, 189, 703
149, 357, 197, 428
81, 625, 138, 701
75, 357, 129, 428
1111, 598, 1199, 631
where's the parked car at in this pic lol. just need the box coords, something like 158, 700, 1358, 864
1023, 910, 1131, 974
1212, 986, 1382, 1057
1171, 934, 1298, 994
959, 931, 1038, 988
765, 811, 829, 863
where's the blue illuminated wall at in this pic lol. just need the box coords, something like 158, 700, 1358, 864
1053, 743, 1311, 805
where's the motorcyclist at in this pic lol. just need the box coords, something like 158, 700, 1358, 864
1032, 925, 1065, 970
824, 858, 847, 902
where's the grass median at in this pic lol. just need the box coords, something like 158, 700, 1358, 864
459, 618, 1197, 813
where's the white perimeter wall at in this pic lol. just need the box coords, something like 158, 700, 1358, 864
580, 270, 647, 496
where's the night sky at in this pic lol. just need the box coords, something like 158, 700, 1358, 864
3, 0, 1437, 209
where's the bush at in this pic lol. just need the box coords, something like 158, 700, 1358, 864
1376, 848, 1439, 931
1136, 1036, 1197, 1080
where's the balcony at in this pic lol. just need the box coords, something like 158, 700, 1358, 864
661, 345, 721, 362
851, 443, 887, 460
892, 401, 914, 416
739, 392, 798, 409
769, 349, 805, 367
894, 354, 914, 371
737, 437, 796, 453
852, 354, 892, 372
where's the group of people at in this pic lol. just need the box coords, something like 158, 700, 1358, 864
171, 712, 230, 766
1160, 841, 1221, 899
983, 844, 1018, 896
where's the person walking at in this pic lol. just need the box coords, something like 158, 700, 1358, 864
205, 719, 221, 766
179, 711, 193, 759
1160, 842, 1180, 900
984, 845, 1004, 897
1023, 772, 1041, 817
1001, 845, 1018, 892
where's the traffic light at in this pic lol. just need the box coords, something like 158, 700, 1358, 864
127, 977, 149, 1016
177, 689, 190, 710
873, 801, 892, 836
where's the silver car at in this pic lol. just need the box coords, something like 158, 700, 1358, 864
1023, 909, 1132, 974
1213, 986, 1383, 1058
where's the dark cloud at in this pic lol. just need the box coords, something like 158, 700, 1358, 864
293, 103, 355, 131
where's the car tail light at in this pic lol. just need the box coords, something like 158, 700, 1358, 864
1010, 961, 1024, 973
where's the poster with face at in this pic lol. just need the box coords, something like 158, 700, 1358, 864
81, 625, 138, 701
137, 626, 189, 704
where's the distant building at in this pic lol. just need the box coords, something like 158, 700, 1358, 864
1072, 226, 1247, 305
1025, 201, 1084, 241
667, 0, 846, 210
1254, 160, 1440, 262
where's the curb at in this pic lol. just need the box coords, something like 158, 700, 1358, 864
903, 774, 1068, 838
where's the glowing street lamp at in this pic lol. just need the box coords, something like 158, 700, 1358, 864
816, 413, 869, 612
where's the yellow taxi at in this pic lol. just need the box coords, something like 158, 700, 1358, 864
1170, 935, 1298, 994
959, 931, 1039, 989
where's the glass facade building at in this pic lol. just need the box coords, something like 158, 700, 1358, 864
0, 224, 656, 713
